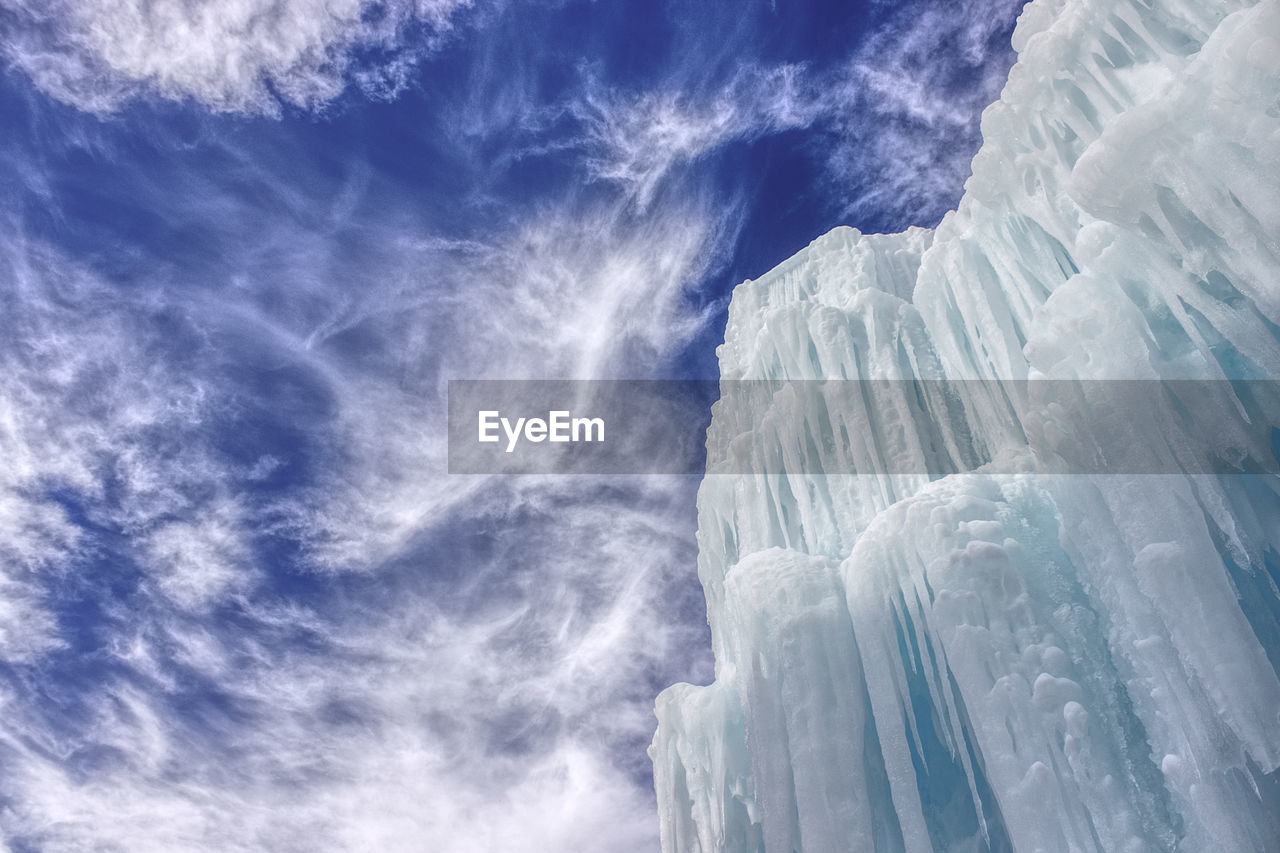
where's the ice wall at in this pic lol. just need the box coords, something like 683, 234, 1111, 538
651, 0, 1280, 850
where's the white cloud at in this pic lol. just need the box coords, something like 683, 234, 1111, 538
571, 0, 1023, 227
144, 504, 251, 610
0, 1, 1027, 847
822, 0, 1027, 223
0, 470, 708, 851
0, 0, 470, 114
0, 231, 226, 661
0, 117, 719, 848
579, 64, 814, 207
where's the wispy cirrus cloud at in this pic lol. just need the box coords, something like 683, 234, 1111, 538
0, 215, 713, 850
571, 0, 1023, 229
0, 0, 471, 114
578, 63, 814, 207
0, 0, 1026, 849
0, 471, 707, 851
824, 0, 1027, 224
0, 57, 722, 845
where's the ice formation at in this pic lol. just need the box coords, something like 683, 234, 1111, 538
651, 0, 1280, 850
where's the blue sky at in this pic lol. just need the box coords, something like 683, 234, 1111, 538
0, 0, 1022, 849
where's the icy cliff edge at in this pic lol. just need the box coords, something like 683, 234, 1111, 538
652, 0, 1280, 850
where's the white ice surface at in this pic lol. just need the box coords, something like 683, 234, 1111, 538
652, 0, 1280, 850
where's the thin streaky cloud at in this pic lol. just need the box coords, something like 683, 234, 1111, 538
0, 74, 723, 850
577, 63, 815, 208
0, 0, 1025, 849
0, 0, 473, 114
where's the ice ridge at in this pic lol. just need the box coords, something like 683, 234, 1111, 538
651, 0, 1280, 850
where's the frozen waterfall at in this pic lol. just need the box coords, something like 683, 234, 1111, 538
650, 0, 1280, 850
